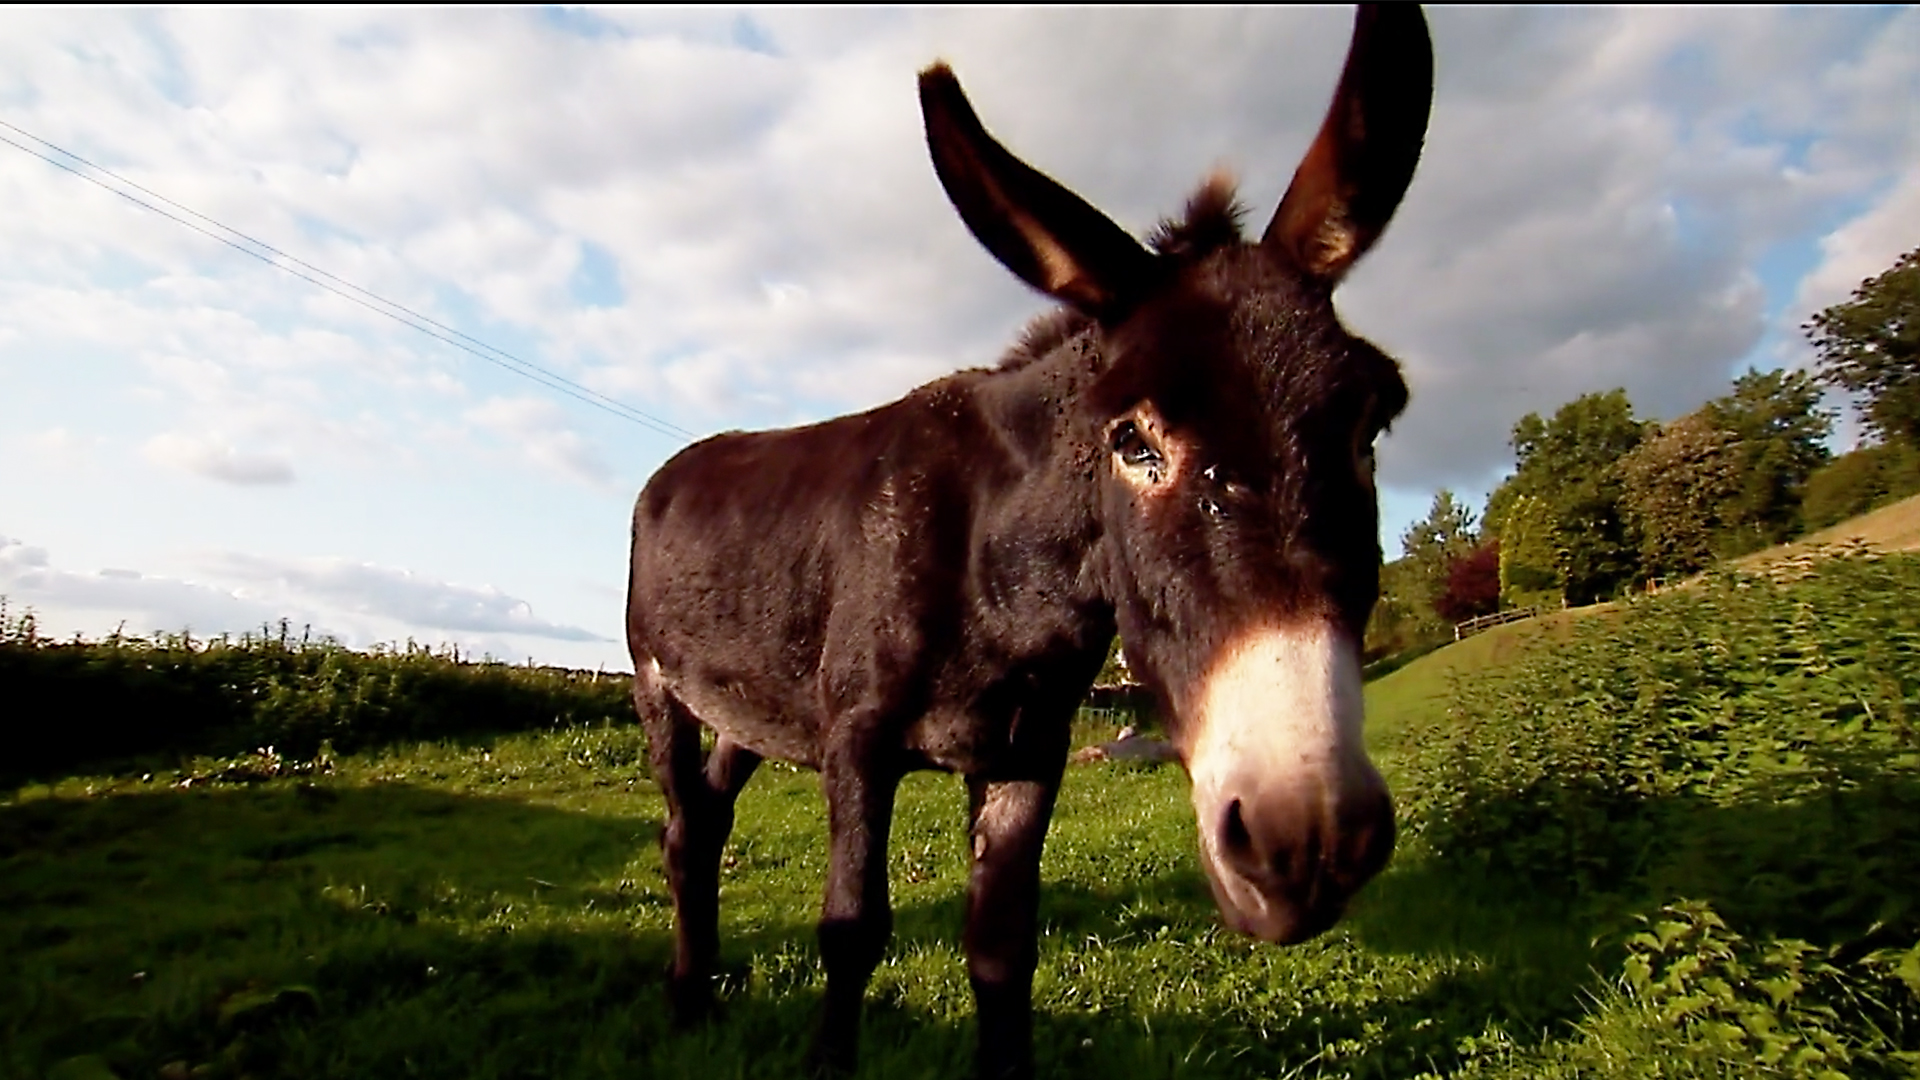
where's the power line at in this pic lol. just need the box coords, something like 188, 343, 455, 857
0, 118, 698, 444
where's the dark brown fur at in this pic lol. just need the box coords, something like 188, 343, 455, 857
626, 7, 1433, 1078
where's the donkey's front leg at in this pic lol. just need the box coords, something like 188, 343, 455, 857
965, 775, 1061, 1080
811, 741, 902, 1074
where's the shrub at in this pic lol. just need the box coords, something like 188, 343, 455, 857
0, 608, 634, 783
1395, 551, 1920, 1066
1800, 442, 1920, 532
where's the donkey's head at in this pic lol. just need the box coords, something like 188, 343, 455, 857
921, 5, 1431, 944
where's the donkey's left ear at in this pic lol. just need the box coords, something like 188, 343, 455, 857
1263, 4, 1433, 284
920, 63, 1158, 320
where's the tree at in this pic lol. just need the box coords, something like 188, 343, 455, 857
1400, 488, 1479, 614
1800, 441, 1920, 532
1616, 412, 1742, 577
1700, 368, 1833, 551
1807, 247, 1920, 448
1364, 490, 1477, 661
1434, 541, 1501, 625
1498, 494, 1559, 607
1400, 488, 1478, 565
1492, 389, 1650, 605
1364, 557, 1439, 663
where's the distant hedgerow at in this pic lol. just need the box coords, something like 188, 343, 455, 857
0, 604, 635, 783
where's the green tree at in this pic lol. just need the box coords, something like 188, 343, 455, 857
1799, 440, 1920, 532
1498, 493, 1559, 607
1364, 491, 1477, 660
1490, 389, 1650, 605
1401, 488, 1480, 615
1364, 556, 1440, 662
1617, 413, 1742, 577
1400, 488, 1478, 566
1807, 247, 1920, 447
1699, 368, 1833, 552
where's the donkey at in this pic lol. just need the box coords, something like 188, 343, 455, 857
626, 6, 1432, 1076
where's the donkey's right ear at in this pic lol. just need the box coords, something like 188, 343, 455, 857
920, 63, 1158, 320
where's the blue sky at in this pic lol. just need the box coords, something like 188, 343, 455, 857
2, 7, 1917, 671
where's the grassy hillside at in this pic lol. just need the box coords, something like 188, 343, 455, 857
1740, 491, 1920, 567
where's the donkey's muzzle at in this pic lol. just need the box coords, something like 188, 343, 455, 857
1180, 621, 1393, 944
1203, 771, 1395, 943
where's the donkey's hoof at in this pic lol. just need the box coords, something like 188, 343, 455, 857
665, 971, 717, 1029
805, 1039, 857, 1078
975, 1047, 1034, 1080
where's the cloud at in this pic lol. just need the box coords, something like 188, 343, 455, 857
143, 431, 295, 485
2, 7, 1916, 661
1793, 171, 1920, 323
0, 535, 289, 635
0, 536, 51, 571
16, 7, 1905, 478
463, 395, 617, 490
210, 551, 609, 642
0, 536, 609, 652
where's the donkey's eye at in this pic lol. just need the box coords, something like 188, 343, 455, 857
1110, 422, 1161, 468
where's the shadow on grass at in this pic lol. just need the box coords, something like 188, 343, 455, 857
0, 773, 1549, 1080
15, 764, 1910, 1080
0, 774, 1614, 1080
1, 781, 679, 1079
1334, 770, 1920, 1077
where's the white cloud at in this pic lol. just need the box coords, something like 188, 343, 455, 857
2, 6, 1916, 664
1795, 172, 1920, 323
0, 535, 609, 653
0, 536, 50, 571
464, 395, 617, 490
144, 430, 296, 485
0, 535, 289, 635
209, 551, 608, 642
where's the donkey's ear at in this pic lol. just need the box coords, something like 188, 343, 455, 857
920, 63, 1158, 319
1263, 4, 1433, 284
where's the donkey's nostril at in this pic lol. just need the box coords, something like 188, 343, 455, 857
1216, 789, 1320, 890
1219, 796, 1290, 885
1222, 798, 1254, 863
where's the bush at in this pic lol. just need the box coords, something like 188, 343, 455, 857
0, 608, 635, 784
1396, 550, 1920, 1070
1800, 442, 1920, 532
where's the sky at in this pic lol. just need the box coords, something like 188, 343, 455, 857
2, 7, 1917, 673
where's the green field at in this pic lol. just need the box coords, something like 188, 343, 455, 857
5, 554, 1918, 1079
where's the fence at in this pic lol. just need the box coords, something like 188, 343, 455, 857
1453, 605, 1542, 641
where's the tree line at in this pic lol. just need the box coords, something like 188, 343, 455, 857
1366, 246, 1920, 663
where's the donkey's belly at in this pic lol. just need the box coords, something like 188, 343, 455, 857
903, 705, 1019, 774
663, 668, 822, 769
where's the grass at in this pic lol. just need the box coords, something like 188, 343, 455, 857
6, 553, 1918, 1079
4, 730, 1573, 1080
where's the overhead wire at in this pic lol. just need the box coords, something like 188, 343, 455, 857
0, 118, 698, 444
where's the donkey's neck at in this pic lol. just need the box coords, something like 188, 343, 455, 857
957, 320, 1117, 639
971, 318, 1107, 471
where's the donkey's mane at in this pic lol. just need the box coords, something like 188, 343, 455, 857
996, 175, 1247, 372
1146, 173, 1246, 260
